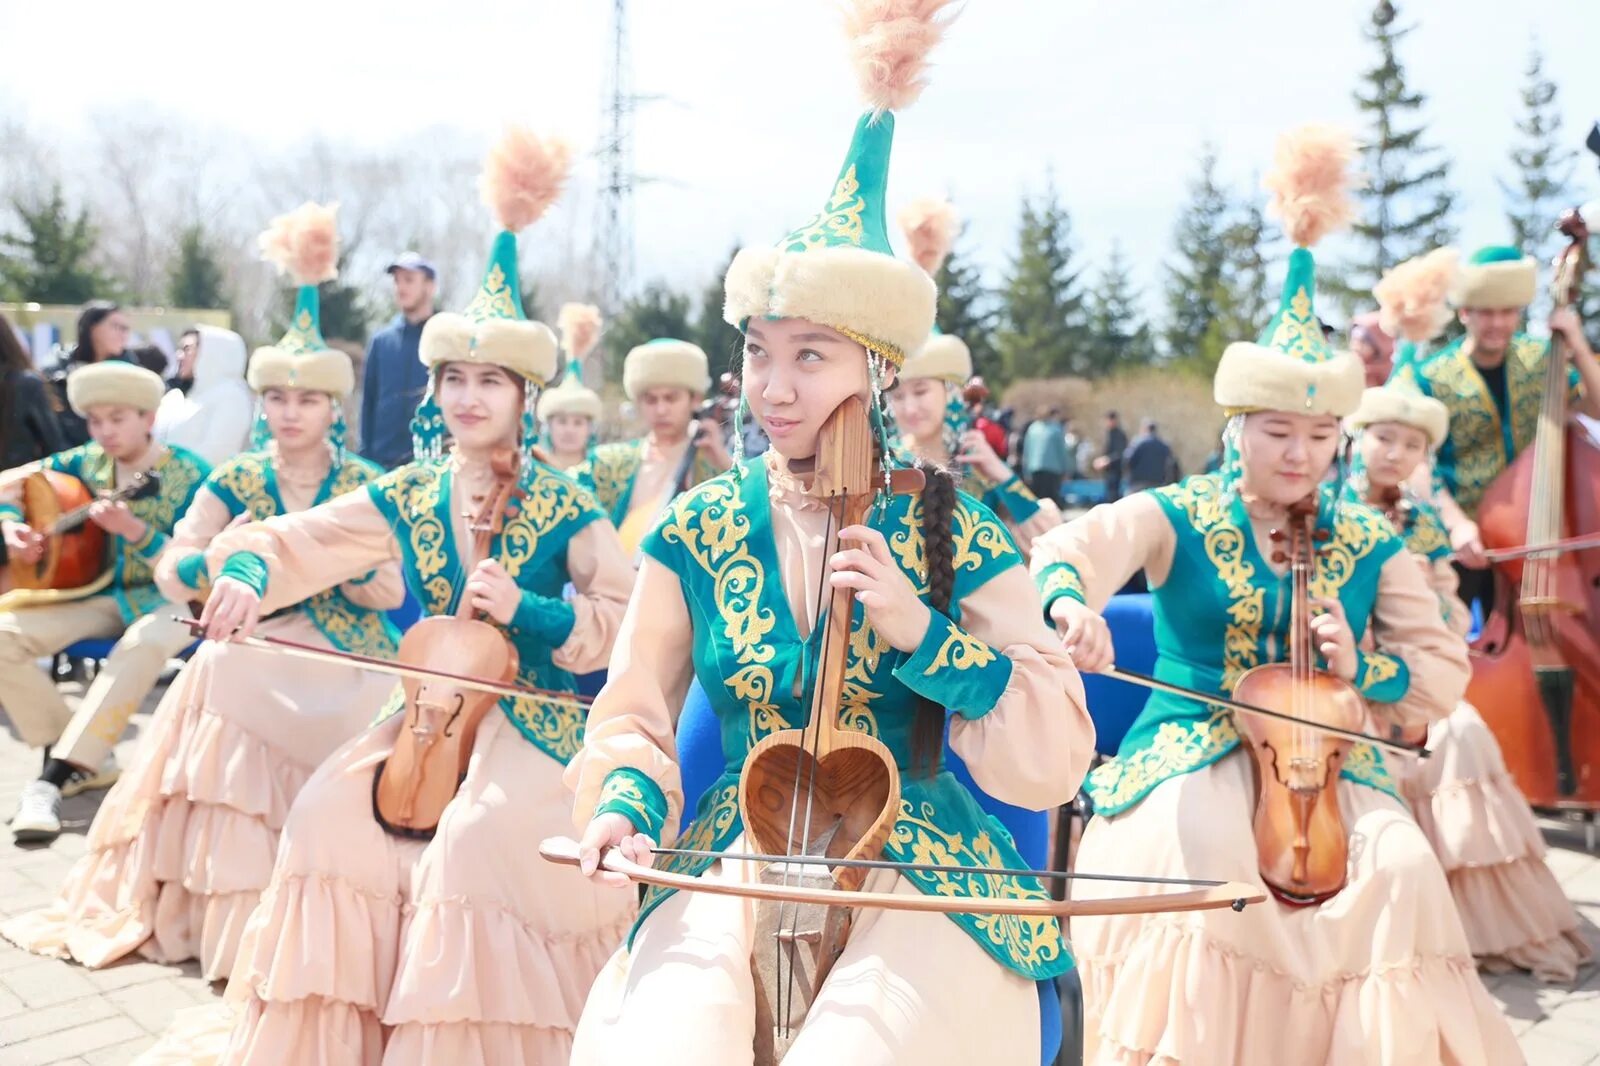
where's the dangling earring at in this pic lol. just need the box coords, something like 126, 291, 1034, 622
519, 384, 541, 488
1219, 414, 1245, 501
730, 395, 749, 473
249, 401, 270, 451
867, 351, 893, 502
329, 399, 348, 465
410, 377, 444, 463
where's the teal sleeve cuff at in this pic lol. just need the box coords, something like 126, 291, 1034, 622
218, 551, 269, 596
1035, 562, 1088, 621
174, 553, 210, 591
0, 503, 23, 523
131, 526, 168, 559
983, 475, 1042, 525
594, 767, 669, 842
509, 591, 577, 649
892, 608, 1014, 720
1354, 649, 1410, 704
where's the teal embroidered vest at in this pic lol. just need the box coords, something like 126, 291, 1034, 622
1398, 334, 1580, 515
632, 460, 1071, 981
1078, 475, 1407, 815
42, 442, 209, 623
203, 451, 399, 659
589, 438, 721, 526
366, 458, 605, 763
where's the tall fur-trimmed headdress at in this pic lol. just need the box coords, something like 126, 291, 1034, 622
536, 303, 605, 422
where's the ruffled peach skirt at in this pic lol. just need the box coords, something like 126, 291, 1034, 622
1403, 701, 1592, 983
0, 615, 392, 981
1070, 751, 1523, 1066
157, 708, 635, 1066
571, 831, 1040, 1066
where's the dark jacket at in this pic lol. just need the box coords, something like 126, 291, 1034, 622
1102, 425, 1129, 478
1124, 432, 1177, 489
2, 368, 67, 470
45, 352, 143, 447
360, 314, 433, 470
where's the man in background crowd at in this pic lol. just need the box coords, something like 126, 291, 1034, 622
1021, 406, 1069, 506
1095, 409, 1128, 501
1124, 417, 1178, 493
360, 252, 438, 469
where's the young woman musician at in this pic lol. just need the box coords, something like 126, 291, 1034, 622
1028, 127, 1521, 1063
179, 133, 637, 1064
1346, 384, 1592, 983
538, 302, 605, 483
0, 205, 403, 981
564, 6, 1094, 1062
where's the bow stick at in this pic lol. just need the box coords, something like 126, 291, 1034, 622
539, 836, 1265, 917
174, 617, 591, 712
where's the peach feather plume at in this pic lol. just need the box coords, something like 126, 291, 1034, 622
480, 126, 574, 233
257, 202, 340, 286
558, 303, 604, 360
843, 0, 959, 115
898, 197, 960, 277
1374, 248, 1460, 343
1262, 124, 1358, 249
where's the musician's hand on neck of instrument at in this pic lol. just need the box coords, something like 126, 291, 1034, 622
695, 422, 733, 472
198, 577, 263, 643
576, 812, 652, 888
464, 559, 521, 625
1, 520, 44, 565
1450, 520, 1487, 569
830, 525, 931, 654
1050, 598, 1114, 673
1309, 597, 1358, 681
87, 500, 147, 542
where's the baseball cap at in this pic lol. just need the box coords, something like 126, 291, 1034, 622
386, 251, 437, 280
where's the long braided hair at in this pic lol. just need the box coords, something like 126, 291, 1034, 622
910, 456, 958, 777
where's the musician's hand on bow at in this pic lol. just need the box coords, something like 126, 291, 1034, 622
831, 525, 931, 653
576, 811, 654, 889
1451, 519, 1487, 569
464, 559, 520, 625
198, 576, 263, 642
1, 520, 44, 565
957, 429, 1013, 484
88, 499, 147, 542
1310, 598, 1358, 681
1050, 598, 1114, 672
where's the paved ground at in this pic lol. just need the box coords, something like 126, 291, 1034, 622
0, 676, 1597, 1064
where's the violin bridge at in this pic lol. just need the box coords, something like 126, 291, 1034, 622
750, 850, 854, 1064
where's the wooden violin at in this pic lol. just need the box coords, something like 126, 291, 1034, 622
372, 448, 524, 839
1470, 208, 1600, 809
1233, 498, 1368, 905
0, 468, 160, 607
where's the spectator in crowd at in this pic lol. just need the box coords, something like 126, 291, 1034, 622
1123, 417, 1178, 493
154, 325, 253, 465
1349, 311, 1396, 387
1021, 405, 1070, 505
0, 312, 66, 476
1094, 409, 1129, 501
1075, 433, 1097, 486
167, 329, 201, 391
1061, 416, 1081, 480
360, 252, 438, 469
46, 302, 138, 445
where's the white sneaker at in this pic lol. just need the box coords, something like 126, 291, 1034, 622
61, 756, 119, 798
11, 780, 63, 842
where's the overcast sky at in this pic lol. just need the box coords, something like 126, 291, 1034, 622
3, 0, 1597, 312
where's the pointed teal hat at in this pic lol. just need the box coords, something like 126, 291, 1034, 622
418, 128, 568, 387
247, 202, 356, 398
1451, 244, 1536, 309
1215, 125, 1365, 418
537, 303, 605, 422
722, 1, 957, 367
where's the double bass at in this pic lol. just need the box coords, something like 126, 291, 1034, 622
1470, 210, 1600, 812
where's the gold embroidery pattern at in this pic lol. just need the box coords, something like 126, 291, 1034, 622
781, 164, 866, 250
1038, 564, 1086, 604
839, 613, 890, 737
276, 309, 323, 356
1267, 288, 1324, 363
122, 449, 206, 589
1307, 503, 1390, 602
887, 496, 1017, 596
589, 441, 641, 516
887, 799, 1063, 972
1087, 710, 1238, 811
377, 465, 452, 612
923, 622, 996, 674
640, 782, 740, 916
463, 263, 519, 323
1405, 506, 1450, 560
1422, 338, 1547, 515
1507, 334, 1548, 455
597, 772, 654, 826
1341, 741, 1396, 794
1358, 650, 1401, 686
658, 480, 783, 738
210, 454, 271, 518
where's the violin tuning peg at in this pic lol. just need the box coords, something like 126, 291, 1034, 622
1271, 551, 1288, 564
1268, 529, 1285, 541
1313, 530, 1330, 542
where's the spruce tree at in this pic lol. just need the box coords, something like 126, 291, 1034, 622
692, 248, 744, 381
1212, 190, 1278, 370
994, 180, 1088, 383
1501, 42, 1575, 269
0, 184, 112, 304
932, 238, 998, 377
167, 224, 229, 310
605, 283, 694, 381
1084, 242, 1152, 375
1162, 147, 1231, 366
1348, 0, 1457, 293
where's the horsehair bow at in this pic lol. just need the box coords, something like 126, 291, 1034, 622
174, 617, 592, 712
538, 836, 1265, 917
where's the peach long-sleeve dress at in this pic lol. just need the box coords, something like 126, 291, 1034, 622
140, 455, 640, 1066
0, 449, 402, 982
563, 453, 1094, 1066
1030, 480, 1523, 1066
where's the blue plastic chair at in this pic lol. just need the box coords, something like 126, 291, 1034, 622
675, 679, 1064, 1065
1081, 594, 1158, 757
386, 592, 424, 634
